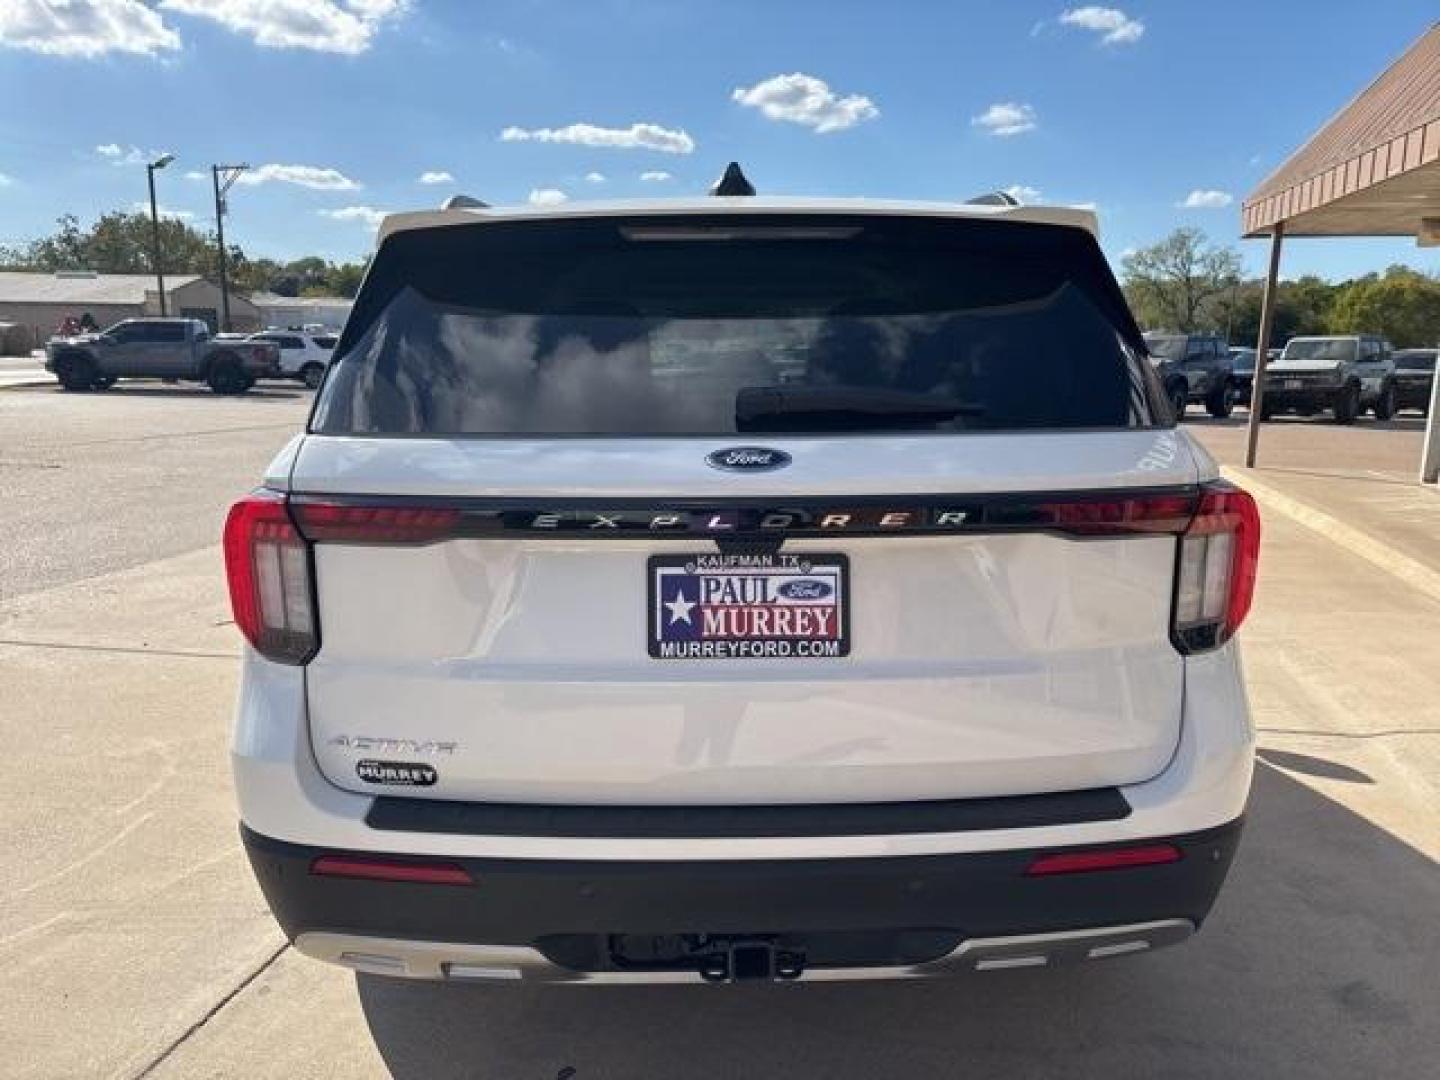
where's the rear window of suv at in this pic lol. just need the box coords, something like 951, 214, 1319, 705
312, 214, 1159, 436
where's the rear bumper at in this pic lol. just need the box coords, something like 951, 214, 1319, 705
243, 818, 1241, 982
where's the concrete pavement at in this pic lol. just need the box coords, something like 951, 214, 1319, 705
0, 383, 311, 599
1, 399, 1436, 1078
0, 354, 49, 390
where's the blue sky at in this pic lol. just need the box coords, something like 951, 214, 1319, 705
1, 0, 1437, 280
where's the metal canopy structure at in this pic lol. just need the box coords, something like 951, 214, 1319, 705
1239, 22, 1440, 480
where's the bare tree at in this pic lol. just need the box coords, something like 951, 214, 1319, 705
1122, 228, 1243, 333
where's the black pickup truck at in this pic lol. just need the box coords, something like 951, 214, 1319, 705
1143, 332, 1237, 419
1392, 348, 1436, 416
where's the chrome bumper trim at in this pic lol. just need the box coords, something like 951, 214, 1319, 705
294, 919, 1195, 984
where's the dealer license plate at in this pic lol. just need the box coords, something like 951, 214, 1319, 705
648, 553, 849, 659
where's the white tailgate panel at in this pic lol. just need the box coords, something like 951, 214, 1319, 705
298, 430, 1196, 805
307, 534, 1182, 803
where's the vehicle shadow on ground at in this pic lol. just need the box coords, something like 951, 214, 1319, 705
355, 764, 1438, 1079
1182, 414, 1426, 432
21, 384, 307, 401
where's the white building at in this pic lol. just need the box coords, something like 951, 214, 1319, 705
251, 293, 353, 333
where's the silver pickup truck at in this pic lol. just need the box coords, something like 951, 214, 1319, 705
45, 318, 280, 394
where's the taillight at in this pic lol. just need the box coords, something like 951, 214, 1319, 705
1172, 481, 1260, 654
290, 501, 460, 544
223, 490, 318, 665
1005, 494, 1197, 535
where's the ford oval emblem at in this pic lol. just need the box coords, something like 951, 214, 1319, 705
706, 446, 792, 472
778, 579, 832, 600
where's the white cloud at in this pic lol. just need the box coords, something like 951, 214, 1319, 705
731, 72, 879, 134
237, 163, 360, 190
640, 170, 672, 182
584, 171, 606, 184
0, 172, 13, 186
1003, 184, 1042, 204
418, 170, 454, 185
158, 0, 407, 55
0, 0, 180, 57
183, 170, 207, 181
972, 102, 1037, 137
319, 205, 386, 229
131, 201, 194, 220
500, 122, 695, 155
527, 188, 568, 207
1058, 6, 1144, 46
95, 143, 169, 166
1178, 189, 1234, 209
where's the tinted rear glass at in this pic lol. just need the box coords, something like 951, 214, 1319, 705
314, 215, 1157, 436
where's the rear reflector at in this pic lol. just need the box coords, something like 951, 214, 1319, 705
1025, 844, 1182, 876
222, 490, 318, 665
311, 855, 473, 886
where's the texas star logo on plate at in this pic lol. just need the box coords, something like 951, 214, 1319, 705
648, 553, 849, 659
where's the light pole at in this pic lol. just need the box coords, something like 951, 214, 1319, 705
146, 153, 175, 315
211, 164, 249, 332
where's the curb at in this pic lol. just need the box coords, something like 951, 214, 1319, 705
1221, 465, 1440, 606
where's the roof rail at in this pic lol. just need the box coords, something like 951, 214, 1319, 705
965, 191, 1020, 207
442, 194, 490, 210
710, 162, 756, 197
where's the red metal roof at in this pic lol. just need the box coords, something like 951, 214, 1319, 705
1243, 23, 1440, 236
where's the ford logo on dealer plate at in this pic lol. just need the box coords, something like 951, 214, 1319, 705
778, 579, 832, 600
706, 446, 792, 472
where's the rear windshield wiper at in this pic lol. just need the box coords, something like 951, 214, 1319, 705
735, 385, 984, 433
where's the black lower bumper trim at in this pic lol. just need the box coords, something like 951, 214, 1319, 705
364, 787, 1131, 839
243, 819, 1243, 970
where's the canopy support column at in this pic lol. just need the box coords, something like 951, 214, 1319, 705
1422, 368, 1440, 484
1244, 222, 1285, 468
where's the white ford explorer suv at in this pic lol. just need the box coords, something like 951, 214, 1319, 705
226, 173, 1259, 984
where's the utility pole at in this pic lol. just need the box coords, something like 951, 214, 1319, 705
146, 154, 175, 315
211, 164, 249, 332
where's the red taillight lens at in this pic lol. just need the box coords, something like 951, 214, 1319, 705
991, 494, 1197, 535
1173, 481, 1261, 653
290, 501, 461, 544
310, 855, 472, 886
223, 490, 318, 665
1025, 843, 1182, 876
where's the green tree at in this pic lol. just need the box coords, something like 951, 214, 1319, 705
0, 210, 245, 280
1327, 266, 1440, 347
1122, 228, 1244, 333
2, 211, 369, 300
1224, 275, 1338, 347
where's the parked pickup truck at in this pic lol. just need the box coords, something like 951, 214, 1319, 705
1260, 334, 1397, 423
45, 318, 280, 394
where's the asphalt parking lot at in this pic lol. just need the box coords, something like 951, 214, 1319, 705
2, 382, 1437, 1079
